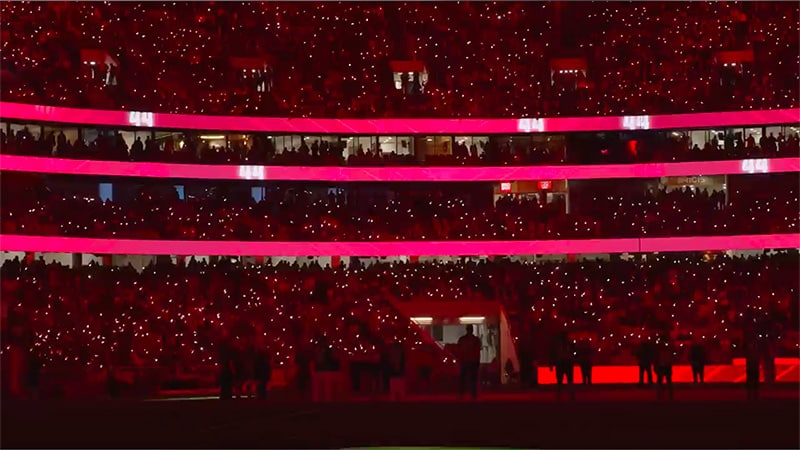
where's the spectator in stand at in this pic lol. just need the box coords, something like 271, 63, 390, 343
457, 324, 482, 400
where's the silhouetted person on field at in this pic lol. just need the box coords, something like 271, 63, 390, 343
689, 340, 707, 384
26, 351, 41, 399
312, 334, 341, 401
745, 338, 761, 400
457, 324, 482, 399
218, 334, 234, 400
379, 342, 392, 394
106, 362, 120, 398
655, 335, 674, 400
295, 343, 312, 396
254, 340, 272, 399
232, 340, 252, 398
635, 339, 655, 386
551, 332, 575, 400
387, 341, 407, 400
576, 338, 593, 385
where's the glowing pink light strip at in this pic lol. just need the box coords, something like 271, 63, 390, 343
1, 234, 796, 256
639, 234, 800, 252
2, 155, 798, 181
1, 102, 798, 133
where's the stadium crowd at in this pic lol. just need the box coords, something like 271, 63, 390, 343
1, 126, 798, 166
1, 253, 797, 385
1, 255, 447, 394
2, 180, 797, 240
1, 2, 797, 117
1, 0, 798, 403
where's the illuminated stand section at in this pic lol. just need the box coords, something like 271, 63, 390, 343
1, 102, 797, 181
2, 104, 798, 255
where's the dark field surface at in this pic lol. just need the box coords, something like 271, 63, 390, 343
3, 387, 799, 449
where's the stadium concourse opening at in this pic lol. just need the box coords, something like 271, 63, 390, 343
1, 0, 799, 449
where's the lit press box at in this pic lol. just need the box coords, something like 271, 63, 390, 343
740, 159, 769, 174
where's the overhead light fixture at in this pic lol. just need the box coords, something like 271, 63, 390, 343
459, 316, 486, 324
200, 135, 225, 140
410, 317, 433, 325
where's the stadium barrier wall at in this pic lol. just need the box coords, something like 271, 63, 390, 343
1, 154, 798, 182
1, 102, 798, 134
1, 234, 797, 256
535, 358, 800, 385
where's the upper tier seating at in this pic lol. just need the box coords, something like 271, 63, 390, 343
1, 2, 797, 117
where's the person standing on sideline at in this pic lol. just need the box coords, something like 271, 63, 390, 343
689, 339, 707, 384
388, 340, 407, 400
745, 337, 761, 400
550, 332, 575, 400
457, 324, 482, 400
295, 341, 312, 397
635, 339, 655, 386
217, 333, 235, 400
379, 342, 392, 395
254, 337, 272, 400
655, 335, 674, 400
312, 334, 341, 401
312, 335, 332, 401
576, 338, 594, 386
26, 350, 41, 399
